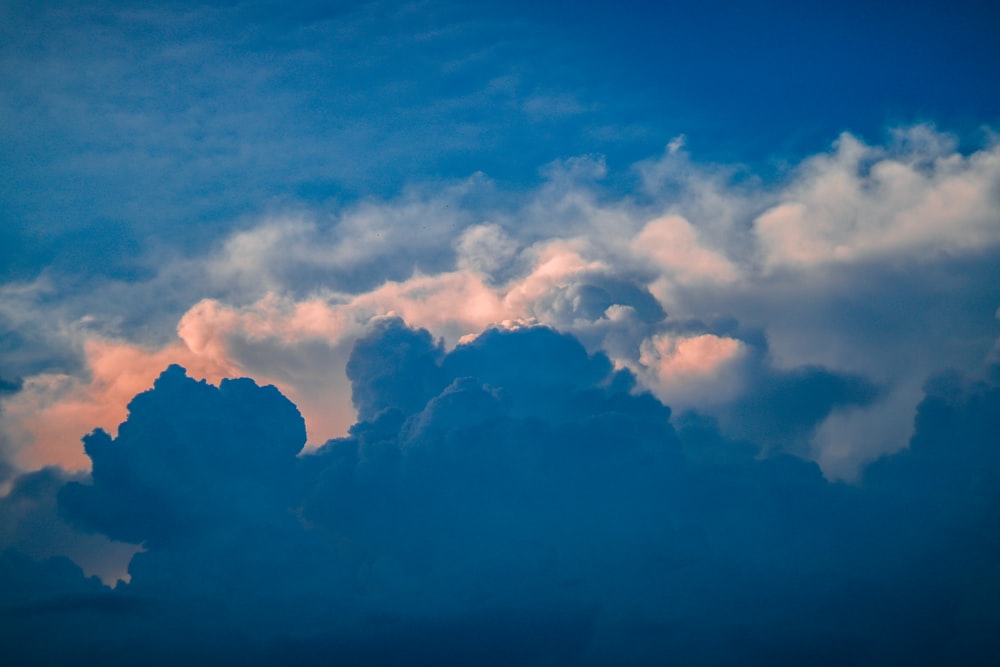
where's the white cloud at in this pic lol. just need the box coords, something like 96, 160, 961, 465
754, 127, 1000, 270
631, 215, 740, 285
455, 223, 520, 279
637, 333, 749, 408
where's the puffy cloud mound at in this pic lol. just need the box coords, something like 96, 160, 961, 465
59, 365, 306, 548
346, 318, 447, 422
1, 320, 997, 665
304, 322, 680, 633
5, 126, 999, 476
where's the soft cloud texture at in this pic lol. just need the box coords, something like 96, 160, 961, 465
632, 215, 740, 285
754, 130, 1000, 269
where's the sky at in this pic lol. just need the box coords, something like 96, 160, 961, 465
1, 0, 999, 664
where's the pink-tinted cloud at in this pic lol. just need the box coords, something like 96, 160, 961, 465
4, 340, 236, 471
632, 215, 739, 285
177, 279, 507, 447
165, 245, 613, 448
6, 126, 998, 478
637, 333, 748, 408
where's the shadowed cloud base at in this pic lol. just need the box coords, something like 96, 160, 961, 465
2, 319, 998, 665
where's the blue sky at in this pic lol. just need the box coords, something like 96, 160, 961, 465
2, 1, 1000, 664
3, 0, 998, 280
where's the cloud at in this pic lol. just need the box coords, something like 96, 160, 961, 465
59, 365, 305, 549
0, 548, 110, 616
637, 332, 748, 407
208, 183, 484, 297
0, 467, 137, 583
455, 223, 520, 280
721, 363, 882, 458
1, 339, 235, 471
754, 127, 1000, 270
631, 214, 740, 285
1, 319, 997, 663
3, 1, 999, 660
347, 317, 446, 422
3, 125, 999, 480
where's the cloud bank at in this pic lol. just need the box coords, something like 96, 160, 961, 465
2, 319, 998, 664
3, 125, 997, 480
3, 2, 998, 662
0, 126, 997, 664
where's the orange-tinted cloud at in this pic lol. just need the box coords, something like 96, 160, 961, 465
5, 340, 236, 471
637, 333, 748, 408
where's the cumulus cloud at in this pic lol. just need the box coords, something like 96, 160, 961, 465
3, 125, 998, 478
1, 340, 236, 471
631, 215, 740, 285
455, 223, 520, 280
1, 319, 997, 664
3, 2, 998, 659
637, 332, 748, 407
208, 180, 487, 297
754, 127, 1000, 269
60, 365, 305, 548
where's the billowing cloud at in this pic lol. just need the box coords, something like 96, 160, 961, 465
1, 340, 235, 471
3, 1, 999, 661
455, 222, 520, 279
2, 125, 998, 481
754, 127, 1000, 269
208, 184, 482, 296
59, 364, 306, 548
1, 319, 996, 664
632, 214, 740, 285
637, 332, 748, 406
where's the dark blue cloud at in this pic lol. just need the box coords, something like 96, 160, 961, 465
863, 366, 1000, 548
658, 323, 882, 458
0, 549, 122, 666
347, 318, 447, 422
2, 2, 998, 662
59, 365, 306, 548
0, 373, 23, 482
0, 320, 997, 664
0, 375, 20, 395
724, 363, 881, 454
